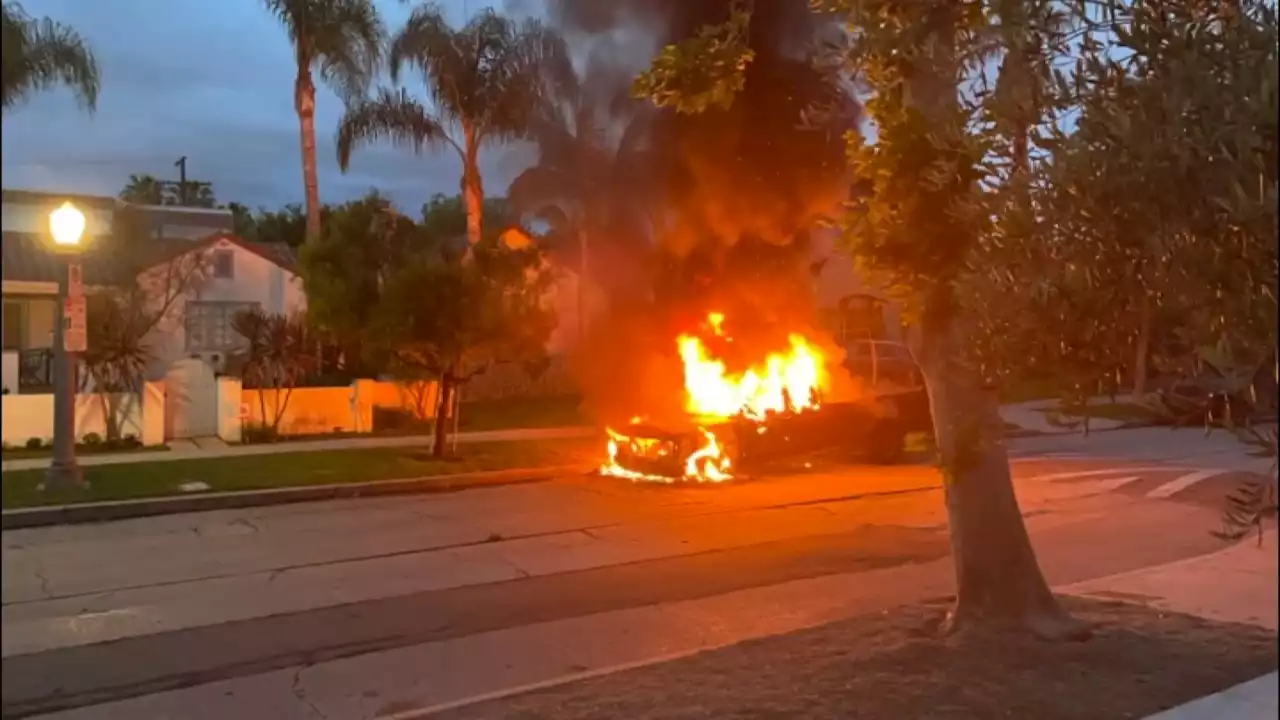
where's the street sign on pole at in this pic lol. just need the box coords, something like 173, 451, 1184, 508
64, 295, 87, 353
67, 262, 84, 299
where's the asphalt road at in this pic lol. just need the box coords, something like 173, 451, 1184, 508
0, 431, 1264, 719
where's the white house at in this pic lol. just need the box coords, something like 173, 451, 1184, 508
1, 189, 301, 394
142, 233, 306, 378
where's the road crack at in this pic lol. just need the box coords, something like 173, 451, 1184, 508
291, 665, 327, 719
33, 567, 52, 598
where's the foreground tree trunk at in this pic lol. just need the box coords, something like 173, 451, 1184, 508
1132, 291, 1152, 401
432, 373, 454, 458
295, 67, 322, 246
918, 291, 1086, 640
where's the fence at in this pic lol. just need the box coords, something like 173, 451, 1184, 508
223, 378, 440, 441
0, 383, 166, 447
1, 364, 567, 449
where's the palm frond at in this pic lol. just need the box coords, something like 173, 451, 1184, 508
390, 2, 468, 126
477, 14, 572, 142
1, 1, 99, 112
507, 165, 578, 219
262, 0, 384, 103
312, 0, 385, 103
335, 86, 455, 169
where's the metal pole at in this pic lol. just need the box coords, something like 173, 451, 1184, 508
578, 230, 587, 347
45, 256, 83, 491
174, 155, 187, 205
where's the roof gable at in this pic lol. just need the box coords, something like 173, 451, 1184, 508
148, 233, 299, 274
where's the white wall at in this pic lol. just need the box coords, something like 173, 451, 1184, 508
810, 226, 887, 308
1, 351, 17, 394
1, 392, 146, 446
142, 238, 306, 379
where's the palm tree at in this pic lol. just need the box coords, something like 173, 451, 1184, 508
262, 0, 384, 246
507, 74, 658, 333
1, 2, 99, 114
336, 4, 571, 250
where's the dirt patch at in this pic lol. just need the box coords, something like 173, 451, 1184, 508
436, 596, 1278, 720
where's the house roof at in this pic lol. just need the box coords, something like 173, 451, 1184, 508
2, 231, 299, 287
1, 232, 138, 286
151, 233, 300, 274
1, 189, 117, 212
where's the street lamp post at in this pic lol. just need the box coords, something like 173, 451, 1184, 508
44, 201, 87, 492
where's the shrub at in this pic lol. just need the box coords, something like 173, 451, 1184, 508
82, 432, 103, 446
25, 437, 43, 450
242, 423, 280, 444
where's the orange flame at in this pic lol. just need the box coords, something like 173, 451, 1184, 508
601, 313, 828, 482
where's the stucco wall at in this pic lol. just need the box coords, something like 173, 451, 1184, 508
142, 238, 306, 379
0, 388, 164, 447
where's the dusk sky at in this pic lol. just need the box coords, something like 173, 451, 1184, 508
0, 0, 546, 214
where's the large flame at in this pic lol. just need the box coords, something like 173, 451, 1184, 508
601, 312, 828, 482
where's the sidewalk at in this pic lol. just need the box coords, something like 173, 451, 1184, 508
0, 426, 597, 472
1064, 530, 1278, 719
1001, 397, 1126, 435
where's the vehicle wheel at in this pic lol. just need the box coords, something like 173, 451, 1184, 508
865, 419, 906, 465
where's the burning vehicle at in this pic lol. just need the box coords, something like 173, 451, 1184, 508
599, 312, 932, 483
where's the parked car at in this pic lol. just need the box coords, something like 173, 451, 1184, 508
607, 340, 933, 480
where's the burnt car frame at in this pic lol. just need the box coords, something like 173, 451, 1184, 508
608, 340, 934, 479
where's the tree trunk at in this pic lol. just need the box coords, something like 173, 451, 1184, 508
1132, 291, 1152, 402
918, 291, 1086, 640
462, 123, 484, 250
433, 373, 453, 458
294, 68, 322, 246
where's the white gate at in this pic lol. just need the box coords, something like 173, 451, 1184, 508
164, 358, 218, 439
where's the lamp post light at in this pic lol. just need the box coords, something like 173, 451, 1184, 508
44, 201, 88, 492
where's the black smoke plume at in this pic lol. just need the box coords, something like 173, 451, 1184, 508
542, 1, 861, 424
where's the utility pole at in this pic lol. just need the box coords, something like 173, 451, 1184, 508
174, 155, 188, 205
165, 156, 211, 206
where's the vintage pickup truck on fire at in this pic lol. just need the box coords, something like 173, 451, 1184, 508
604, 339, 933, 481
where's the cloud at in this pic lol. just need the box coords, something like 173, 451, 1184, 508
0, 0, 536, 214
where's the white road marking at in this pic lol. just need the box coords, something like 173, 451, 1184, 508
1145, 468, 1230, 499
1094, 475, 1142, 491
1028, 467, 1183, 482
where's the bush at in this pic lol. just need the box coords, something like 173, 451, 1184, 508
242, 423, 280, 444
82, 432, 103, 446
121, 433, 142, 449
373, 406, 429, 433
25, 437, 43, 450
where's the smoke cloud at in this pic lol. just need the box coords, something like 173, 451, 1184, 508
541, 0, 862, 422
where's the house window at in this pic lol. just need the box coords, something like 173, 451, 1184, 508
2, 300, 23, 350
212, 250, 234, 279
185, 301, 257, 352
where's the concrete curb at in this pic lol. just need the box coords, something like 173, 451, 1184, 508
0, 464, 591, 530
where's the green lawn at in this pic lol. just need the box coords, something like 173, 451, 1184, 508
1, 438, 598, 509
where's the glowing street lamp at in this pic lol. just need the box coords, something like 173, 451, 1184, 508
44, 201, 88, 491
49, 202, 87, 249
